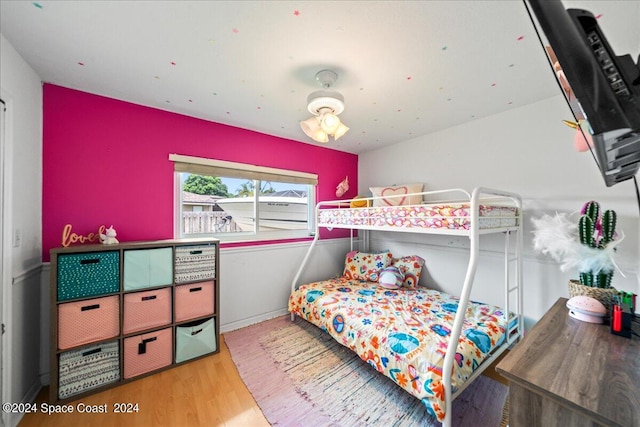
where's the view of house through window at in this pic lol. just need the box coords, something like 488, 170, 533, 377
171, 154, 318, 242
178, 173, 314, 241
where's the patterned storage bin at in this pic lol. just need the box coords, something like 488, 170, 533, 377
174, 281, 215, 322
58, 295, 120, 350
57, 251, 120, 301
123, 247, 173, 291
123, 287, 172, 334
174, 244, 216, 284
123, 328, 172, 379
58, 340, 120, 399
175, 317, 217, 363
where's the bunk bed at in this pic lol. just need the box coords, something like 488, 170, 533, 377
288, 187, 523, 427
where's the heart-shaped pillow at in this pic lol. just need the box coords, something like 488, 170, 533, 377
370, 183, 424, 207
380, 186, 409, 206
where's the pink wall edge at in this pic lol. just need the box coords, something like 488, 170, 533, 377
42, 84, 358, 261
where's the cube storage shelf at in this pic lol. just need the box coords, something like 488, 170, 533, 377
50, 238, 219, 403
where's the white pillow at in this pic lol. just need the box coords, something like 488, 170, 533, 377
369, 183, 424, 207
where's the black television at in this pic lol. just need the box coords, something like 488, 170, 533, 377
524, 0, 640, 187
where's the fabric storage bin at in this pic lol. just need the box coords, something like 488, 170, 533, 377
174, 244, 216, 283
175, 317, 217, 363
123, 327, 172, 379
123, 247, 173, 291
58, 295, 119, 350
58, 340, 120, 399
174, 281, 215, 322
57, 251, 120, 301
123, 287, 172, 334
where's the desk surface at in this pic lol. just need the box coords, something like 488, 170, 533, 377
496, 297, 640, 427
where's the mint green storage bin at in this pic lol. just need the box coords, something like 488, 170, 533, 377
175, 317, 216, 363
123, 247, 173, 291
57, 251, 120, 301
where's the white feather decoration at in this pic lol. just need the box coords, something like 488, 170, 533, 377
531, 213, 579, 264
531, 213, 623, 276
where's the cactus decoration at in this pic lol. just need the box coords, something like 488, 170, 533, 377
577, 201, 617, 288
531, 200, 622, 307
531, 200, 622, 287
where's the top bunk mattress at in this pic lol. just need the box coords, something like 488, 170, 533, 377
318, 203, 518, 231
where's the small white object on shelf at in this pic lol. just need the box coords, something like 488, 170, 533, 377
99, 225, 119, 245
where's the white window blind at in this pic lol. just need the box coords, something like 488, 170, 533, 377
169, 154, 318, 186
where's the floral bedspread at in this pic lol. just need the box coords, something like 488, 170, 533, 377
318, 204, 518, 230
288, 277, 510, 422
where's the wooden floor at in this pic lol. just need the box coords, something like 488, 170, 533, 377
18, 336, 270, 427
483, 350, 509, 386
19, 336, 508, 427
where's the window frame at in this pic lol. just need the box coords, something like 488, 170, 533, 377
171, 154, 317, 243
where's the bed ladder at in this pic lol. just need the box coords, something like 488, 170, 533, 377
440, 187, 523, 427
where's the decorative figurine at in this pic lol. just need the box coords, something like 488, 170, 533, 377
99, 225, 119, 245
336, 176, 349, 197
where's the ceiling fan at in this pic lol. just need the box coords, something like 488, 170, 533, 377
300, 69, 350, 143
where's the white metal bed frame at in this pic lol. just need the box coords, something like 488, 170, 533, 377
290, 187, 523, 427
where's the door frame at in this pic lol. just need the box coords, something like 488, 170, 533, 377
0, 94, 14, 427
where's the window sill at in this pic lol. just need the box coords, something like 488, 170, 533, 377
219, 236, 315, 249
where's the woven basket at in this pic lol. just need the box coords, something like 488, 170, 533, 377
568, 279, 617, 314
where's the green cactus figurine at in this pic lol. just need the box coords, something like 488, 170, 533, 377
601, 209, 617, 247
578, 201, 616, 288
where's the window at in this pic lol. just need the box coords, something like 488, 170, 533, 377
171, 154, 317, 243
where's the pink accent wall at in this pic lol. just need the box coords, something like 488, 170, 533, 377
42, 84, 358, 261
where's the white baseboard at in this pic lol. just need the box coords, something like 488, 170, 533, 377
220, 308, 289, 333
8, 379, 43, 427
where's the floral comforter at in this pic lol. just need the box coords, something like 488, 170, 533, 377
288, 277, 511, 422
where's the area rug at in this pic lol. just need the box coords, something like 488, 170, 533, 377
225, 315, 508, 427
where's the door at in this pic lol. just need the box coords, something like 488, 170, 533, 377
0, 97, 7, 427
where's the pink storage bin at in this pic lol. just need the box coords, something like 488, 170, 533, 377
174, 281, 215, 322
123, 287, 172, 334
123, 327, 172, 379
58, 295, 119, 350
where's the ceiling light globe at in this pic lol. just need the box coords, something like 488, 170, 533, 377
321, 113, 341, 134
312, 129, 329, 143
333, 123, 350, 140
300, 116, 321, 139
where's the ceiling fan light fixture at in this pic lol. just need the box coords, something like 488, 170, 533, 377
300, 69, 350, 142
307, 91, 345, 116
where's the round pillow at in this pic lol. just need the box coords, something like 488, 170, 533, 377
378, 266, 404, 289
350, 196, 371, 208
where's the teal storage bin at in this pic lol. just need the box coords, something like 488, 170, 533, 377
123, 247, 173, 291
57, 251, 120, 301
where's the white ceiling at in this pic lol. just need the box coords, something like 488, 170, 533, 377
1, 1, 639, 154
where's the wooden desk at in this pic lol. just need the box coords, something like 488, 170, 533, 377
496, 298, 640, 427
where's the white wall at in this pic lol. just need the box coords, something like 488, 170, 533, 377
359, 95, 640, 326
0, 33, 44, 427
220, 238, 352, 332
